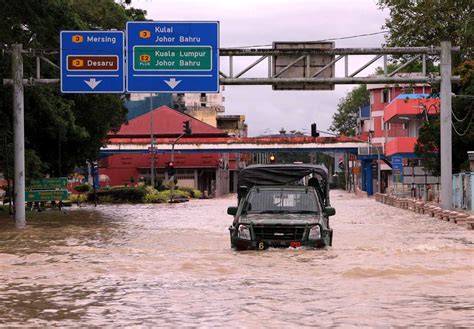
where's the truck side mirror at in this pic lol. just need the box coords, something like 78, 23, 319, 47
227, 206, 238, 216
324, 207, 336, 217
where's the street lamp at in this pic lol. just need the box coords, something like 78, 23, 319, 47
318, 129, 382, 194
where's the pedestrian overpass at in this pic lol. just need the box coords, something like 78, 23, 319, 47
100, 136, 370, 155
100, 135, 384, 196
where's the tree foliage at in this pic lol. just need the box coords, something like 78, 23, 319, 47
379, 0, 473, 173
329, 85, 369, 136
378, 0, 473, 60
0, 0, 147, 178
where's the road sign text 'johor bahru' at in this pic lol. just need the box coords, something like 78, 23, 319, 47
126, 21, 219, 93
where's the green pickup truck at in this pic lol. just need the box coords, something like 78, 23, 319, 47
228, 164, 335, 250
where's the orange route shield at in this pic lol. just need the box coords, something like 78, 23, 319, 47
67, 55, 119, 71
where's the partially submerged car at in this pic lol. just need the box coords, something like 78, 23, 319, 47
228, 164, 335, 250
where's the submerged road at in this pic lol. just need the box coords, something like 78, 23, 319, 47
0, 191, 473, 327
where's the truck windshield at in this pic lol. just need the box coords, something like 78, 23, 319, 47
244, 189, 320, 214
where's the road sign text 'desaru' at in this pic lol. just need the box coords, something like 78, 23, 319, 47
60, 31, 125, 93
126, 21, 219, 93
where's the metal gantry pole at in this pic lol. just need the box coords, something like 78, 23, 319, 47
440, 41, 453, 209
12, 44, 26, 227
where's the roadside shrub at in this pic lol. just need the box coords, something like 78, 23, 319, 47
69, 194, 88, 203
98, 195, 114, 203
143, 187, 164, 203
172, 189, 190, 198
74, 184, 91, 193
143, 190, 172, 203
91, 187, 147, 203
176, 186, 201, 198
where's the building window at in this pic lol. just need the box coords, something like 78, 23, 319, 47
381, 88, 390, 103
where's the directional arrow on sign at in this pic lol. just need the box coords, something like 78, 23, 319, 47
164, 78, 181, 89
84, 78, 102, 89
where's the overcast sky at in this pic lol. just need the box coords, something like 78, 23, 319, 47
130, 0, 389, 136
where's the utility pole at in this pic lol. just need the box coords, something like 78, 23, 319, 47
440, 41, 453, 209
12, 44, 26, 227
4, 44, 60, 227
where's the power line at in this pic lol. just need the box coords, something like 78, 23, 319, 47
452, 115, 473, 136
226, 30, 389, 49
453, 94, 474, 99
452, 106, 472, 123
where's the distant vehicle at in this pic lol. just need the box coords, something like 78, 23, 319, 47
227, 164, 335, 250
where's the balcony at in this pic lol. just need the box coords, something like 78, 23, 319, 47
385, 137, 417, 156
384, 94, 439, 123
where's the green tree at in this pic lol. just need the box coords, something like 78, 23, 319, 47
378, 0, 474, 173
0, 0, 146, 178
378, 0, 473, 60
329, 85, 369, 136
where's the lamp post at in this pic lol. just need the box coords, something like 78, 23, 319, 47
318, 129, 381, 194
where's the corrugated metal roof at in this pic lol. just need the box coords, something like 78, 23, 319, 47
394, 93, 434, 100
110, 106, 228, 137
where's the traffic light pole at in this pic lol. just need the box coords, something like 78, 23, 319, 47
149, 94, 155, 188
169, 132, 185, 202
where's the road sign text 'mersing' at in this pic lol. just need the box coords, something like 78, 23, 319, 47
60, 31, 125, 93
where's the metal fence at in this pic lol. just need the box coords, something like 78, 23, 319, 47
453, 173, 474, 212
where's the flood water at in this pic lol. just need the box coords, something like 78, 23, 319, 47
0, 191, 473, 327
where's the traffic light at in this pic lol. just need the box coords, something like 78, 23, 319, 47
311, 123, 319, 137
165, 161, 176, 176
269, 154, 276, 163
183, 120, 192, 135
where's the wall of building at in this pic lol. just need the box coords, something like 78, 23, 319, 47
367, 85, 429, 144
99, 153, 221, 187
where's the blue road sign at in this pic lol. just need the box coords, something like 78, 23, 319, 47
60, 31, 125, 93
126, 21, 219, 93
392, 156, 404, 183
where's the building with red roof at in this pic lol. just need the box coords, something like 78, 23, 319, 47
100, 106, 239, 195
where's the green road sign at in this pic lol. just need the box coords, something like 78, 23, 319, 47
134, 46, 212, 71
26, 190, 69, 202
28, 178, 67, 189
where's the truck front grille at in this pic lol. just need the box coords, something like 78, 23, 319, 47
253, 225, 305, 241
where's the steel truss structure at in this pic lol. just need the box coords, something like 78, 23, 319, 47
218, 46, 460, 86
1, 43, 462, 226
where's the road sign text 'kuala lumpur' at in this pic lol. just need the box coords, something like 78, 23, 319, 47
126, 21, 219, 93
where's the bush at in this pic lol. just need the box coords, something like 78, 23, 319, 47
74, 184, 91, 193
142, 188, 195, 203
172, 189, 190, 198
69, 194, 88, 203
176, 186, 202, 199
91, 186, 147, 203
144, 189, 168, 203
192, 190, 202, 199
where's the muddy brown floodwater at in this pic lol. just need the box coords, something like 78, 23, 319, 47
0, 191, 473, 327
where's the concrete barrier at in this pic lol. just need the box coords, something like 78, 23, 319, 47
466, 216, 474, 230
374, 192, 473, 230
